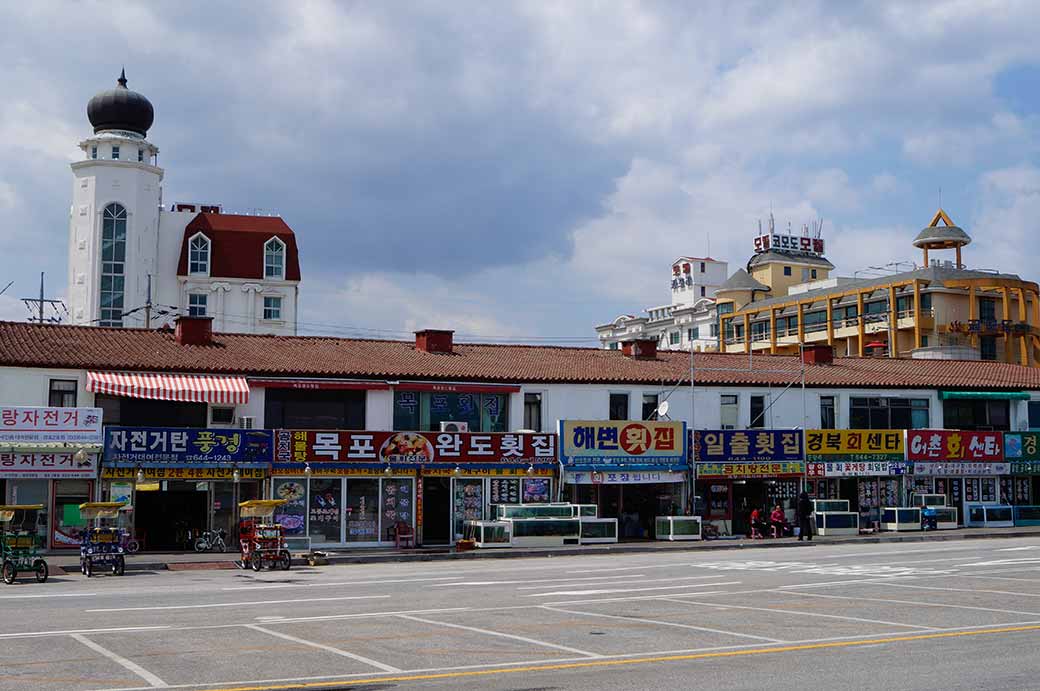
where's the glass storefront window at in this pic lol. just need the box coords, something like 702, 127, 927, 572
272, 478, 307, 537
393, 392, 509, 432
6, 480, 48, 543
453, 478, 484, 539
309, 478, 343, 543
380, 478, 414, 541
53, 479, 91, 548
346, 479, 379, 542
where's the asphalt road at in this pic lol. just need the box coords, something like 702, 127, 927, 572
3, 538, 1040, 691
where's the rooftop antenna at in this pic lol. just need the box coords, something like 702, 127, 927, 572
768, 212, 775, 234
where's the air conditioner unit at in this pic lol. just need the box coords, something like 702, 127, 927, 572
238, 416, 256, 429
440, 421, 469, 433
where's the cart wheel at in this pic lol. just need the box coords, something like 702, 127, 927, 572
34, 560, 48, 583
113, 555, 125, 577
83, 558, 93, 578
250, 554, 262, 572
1, 560, 15, 585
278, 551, 291, 571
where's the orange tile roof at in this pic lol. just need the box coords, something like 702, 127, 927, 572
1, 321, 1039, 390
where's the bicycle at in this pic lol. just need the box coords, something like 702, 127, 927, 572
194, 528, 227, 553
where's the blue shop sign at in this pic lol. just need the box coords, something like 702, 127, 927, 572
692, 429, 803, 463
104, 427, 273, 466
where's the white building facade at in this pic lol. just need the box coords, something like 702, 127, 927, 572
597, 256, 727, 351
66, 70, 300, 335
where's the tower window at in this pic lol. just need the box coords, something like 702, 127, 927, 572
99, 203, 127, 327
90, 145, 97, 160
783, 266, 792, 276
264, 238, 285, 280
263, 296, 282, 320
188, 234, 210, 275
111, 145, 120, 160
188, 293, 208, 317
137, 148, 143, 162
700, 286, 706, 297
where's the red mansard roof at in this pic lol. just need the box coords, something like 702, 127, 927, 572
176, 213, 301, 281
1, 322, 1039, 390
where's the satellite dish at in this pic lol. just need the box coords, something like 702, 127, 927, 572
656, 400, 670, 419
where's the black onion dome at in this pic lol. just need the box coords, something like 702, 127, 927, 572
87, 69, 154, 137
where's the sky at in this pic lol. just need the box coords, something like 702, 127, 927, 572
3, 1, 1040, 344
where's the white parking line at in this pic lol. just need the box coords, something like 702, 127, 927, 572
86, 594, 390, 612
223, 576, 464, 591
71, 633, 168, 688
433, 574, 648, 588
396, 613, 603, 658
777, 590, 1040, 617
246, 624, 401, 673
542, 605, 786, 643
515, 575, 724, 590
880, 582, 1040, 598
544, 591, 730, 606
0, 592, 97, 600
526, 581, 741, 597
0, 625, 170, 639
661, 597, 933, 630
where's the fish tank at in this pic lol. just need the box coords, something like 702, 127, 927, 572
814, 511, 859, 536
881, 507, 921, 532
1013, 506, 1040, 526
463, 520, 512, 548
655, 516, 701, 541
965, 504, 1014, 528
494, 504, 575, 520
812, 499, 850, 513
579, 518, 618, 544
508, 517, 581, 547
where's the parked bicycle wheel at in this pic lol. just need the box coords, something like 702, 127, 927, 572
194, 538, 208, 553
33, 559, 47, 583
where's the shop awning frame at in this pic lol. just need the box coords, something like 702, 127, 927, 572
939, 391, 1030, 400
87, 371, 249, 405
248, 378, 390, 391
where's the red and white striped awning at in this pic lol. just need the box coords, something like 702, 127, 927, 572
87, 372, 249, 405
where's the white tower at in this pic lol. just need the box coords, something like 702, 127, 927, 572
67, 70, 162, 327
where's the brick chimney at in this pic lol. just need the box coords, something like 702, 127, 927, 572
415, 329, 454, 354
621, 338, 658, 360
801, 344, 834, 365
175, 316, 214, 346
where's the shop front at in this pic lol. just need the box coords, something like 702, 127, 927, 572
0, 405, 103, 550
806, 429, 907, 527
1003, 432, 1039, 504
560, 420, 687, 540
693, 429, 804, 537
102, 427, 272, 550
272, 430, 557, 547
907, 430, 1007, 524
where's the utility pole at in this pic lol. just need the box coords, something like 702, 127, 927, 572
20, 273, 64, 324
144, 274, 152, 329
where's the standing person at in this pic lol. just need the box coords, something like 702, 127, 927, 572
796, 492, 813, 541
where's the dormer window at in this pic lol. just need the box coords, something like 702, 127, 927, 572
264, 238, 285, 280
189, 233, 210, 275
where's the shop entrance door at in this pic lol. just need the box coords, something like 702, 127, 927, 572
135, 483, 209, 550
421, 477, 451, 545
731, 481, 769, 537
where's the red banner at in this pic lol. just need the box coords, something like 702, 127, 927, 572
907, 430, 1003, 462
275, 430, 556, 464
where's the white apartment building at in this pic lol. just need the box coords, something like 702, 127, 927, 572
596, 255, 727, 351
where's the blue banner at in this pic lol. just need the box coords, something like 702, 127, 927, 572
693, 430, 803, 463
104, 427, 273, 467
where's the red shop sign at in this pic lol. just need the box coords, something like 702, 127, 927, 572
906, 430, 1003, 462
275, 430, 556, 464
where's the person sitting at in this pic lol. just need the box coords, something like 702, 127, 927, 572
749, 507, 766, 538
770, 504, 789, 538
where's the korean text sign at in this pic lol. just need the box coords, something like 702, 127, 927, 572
559, 420, 686, 466
0, 406, 102, 444
1003, 432, 1040, 461
906, 430, 1002, 462
693, 430, 802, 463
0, 452, 99, 479
105, 427, 273, 465
805, 429, 904, 462
696, 462, 805, 479
274, 430, 557, 464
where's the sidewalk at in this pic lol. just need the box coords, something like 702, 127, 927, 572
43, 525, 1040, 573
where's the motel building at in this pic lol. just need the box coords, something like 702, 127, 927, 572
1, 319, 1040, 550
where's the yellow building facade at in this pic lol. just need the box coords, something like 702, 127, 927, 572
717, 210, 1040, 367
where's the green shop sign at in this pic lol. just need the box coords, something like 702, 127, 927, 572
1003, 432, 1040, 462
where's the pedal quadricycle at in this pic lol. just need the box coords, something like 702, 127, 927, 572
0, 504, 48, 584
238, 499, 291, 572
79, 502, 129, 577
